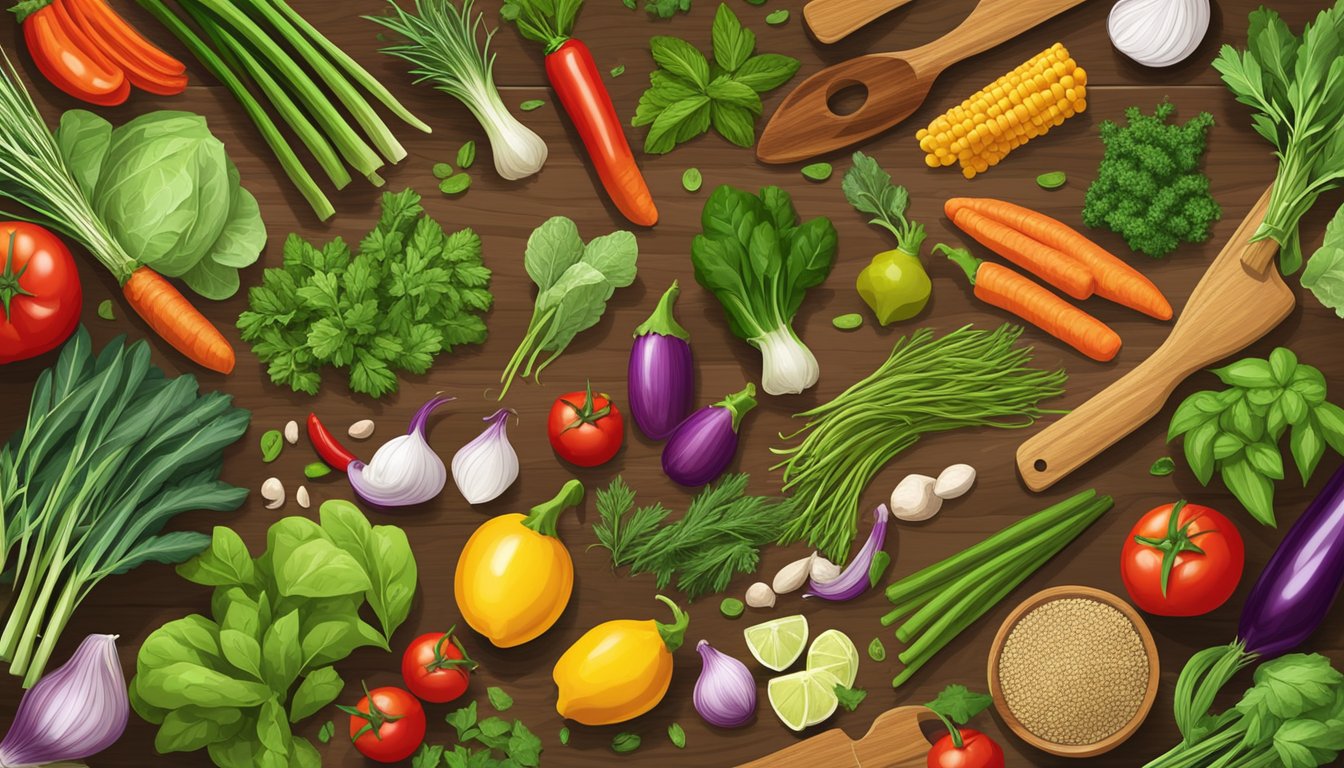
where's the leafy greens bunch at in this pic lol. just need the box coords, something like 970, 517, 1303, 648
623, 0, 690, 20
130, 500, 418, 768
691, 183, 838, 395
415, 697, 543, 767
498, 216, 637, 398
632, 3, 799, 153
238, 189, 491, 398
593, 475, 796, 599
55, 110, 266, 299
0, 328, 250, 687
1168, 347, 1344, 526
1213, 3, 1344, 276
1081, 102, 1220, 258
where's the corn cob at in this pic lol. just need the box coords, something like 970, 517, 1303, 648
917, 43, 1087, 179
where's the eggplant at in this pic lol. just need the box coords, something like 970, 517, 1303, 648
662, 384, 757, 486
629, 282, 694, 440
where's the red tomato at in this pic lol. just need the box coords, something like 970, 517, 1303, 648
547, 381, 623, 467
341, 685, 425, 763
1121, 500, 1244, 617
927, 729, 1005, 768
0, 223, 82, 365
401, 629, 477, 704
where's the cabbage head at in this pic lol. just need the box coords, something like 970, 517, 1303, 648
56, 110, 265, 300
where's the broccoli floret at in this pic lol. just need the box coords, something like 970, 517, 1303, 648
1083, 102, 1221, 258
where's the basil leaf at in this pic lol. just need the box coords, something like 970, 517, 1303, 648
304, 462, 332, 479
650, 35, 710, 89
1290, 417, 1326, 484
711, 4, 754, 73
1212, 357, 1277, 388
1220, 456, 1276, 526
802, 162, 833, 181
317, 721, 334, 744
439, 175, 471, 195
711, 101, 757, 147
487, 686, 514, 712
611, 732, 642, 753
645, 95, 712, 154
1184, 420, 1219, 485
288, 666, 343, 722
457, 141, 476, 169
733, 53, 801, 92
260, 429, 284, 462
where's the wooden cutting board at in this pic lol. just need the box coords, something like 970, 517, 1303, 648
736, 706, 940, 767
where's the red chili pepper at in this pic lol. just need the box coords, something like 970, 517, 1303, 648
307, 412, 359, 471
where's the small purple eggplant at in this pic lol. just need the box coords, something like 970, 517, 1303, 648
662, 383, 757, 486
629, 282, 694, 440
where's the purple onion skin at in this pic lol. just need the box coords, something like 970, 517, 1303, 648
662, 384, 756, 487
629, 332, 694, 440
1238, 461, 1344, 659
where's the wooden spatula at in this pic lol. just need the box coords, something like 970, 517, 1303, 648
1017, 186, 1293, 492
757, 0, 1092, 164
803, 0, 917, 45
736, 706, 940, 768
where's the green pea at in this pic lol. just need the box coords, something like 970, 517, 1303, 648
682, 168, 703, 192
1037, 171, 1067, 190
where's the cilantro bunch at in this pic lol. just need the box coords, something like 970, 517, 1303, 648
632, 4, 799, 154
1082, 102, 1221, 258
238, 190, 491, 398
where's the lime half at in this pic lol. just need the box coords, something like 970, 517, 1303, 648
767, 668, 841, 731
744, 615, 809, 671
806, 629, 859, 687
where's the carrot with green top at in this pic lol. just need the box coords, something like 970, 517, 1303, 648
947, 207, 1095, 300
937, 244, 1121, 362
946, 197, 1172, 320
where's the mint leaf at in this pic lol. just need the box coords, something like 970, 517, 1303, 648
707, 77, 762, 113
487, 686, 514, 712
711, 3, 754, 72
710, 101, 756, 147
835, 684, 867, 711
650, 36, 710, 89
732, 53, 801, 92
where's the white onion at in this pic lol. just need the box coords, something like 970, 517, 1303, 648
1108, 0, 1210, 68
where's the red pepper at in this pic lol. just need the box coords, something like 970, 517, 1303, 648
307, 412, 359, 471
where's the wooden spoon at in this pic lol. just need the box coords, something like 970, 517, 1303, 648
1016, 186, 1293, 492
736, 706, 941, 767
803, 0, 917, 45
757, 0, 1091, 165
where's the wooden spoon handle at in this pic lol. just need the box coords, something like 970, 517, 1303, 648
803, 0, 916, 44
904, 0, 1092, 75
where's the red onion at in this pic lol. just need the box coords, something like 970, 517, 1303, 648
693, 640, 756, 728
804, 504, 890, 601
349, 395, 453, 507
0, 634, 127, 767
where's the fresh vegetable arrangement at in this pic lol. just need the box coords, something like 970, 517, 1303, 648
842, 152, 931, 325
55, 109, 266, 300
369, 0, 548, 181
632, 4, 800, 154
500, 0, 657, 225
691, 184, 837, 396
1081, 102, 1220, 258
138, 0, 430, 220
238, 189, 491, 398
0, 50, 234, 372
498, 216, 637, 398
130, 500, 418, 767
1121, 501, 1244, 617
11, 0, 187, 104
0, 329, 249, 686
774, 325, 1067, 562
1166, 347, 1344, 526
0, 221, 81, 364
628, 282, 694, 440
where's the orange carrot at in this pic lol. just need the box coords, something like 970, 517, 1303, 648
66, 0, 186, 76
122, 267, 235, 374
946, 197, 1172, 320
939, 244, 1121, 362
948, 207, 1095, 300
63, 0, 187, 95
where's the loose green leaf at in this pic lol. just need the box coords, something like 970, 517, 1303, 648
559, 726, 570, 745
412, 744, 445, 768
317, 720, 334, 744
924, 685, 994, 724
868, 638, 886, 662
611, 733, 641, 753
868, 550, 891, 586
835, 685, 867, 711
1037, 171, 1067, 189
440, 175, 472, 195
683, 167, 703, 192
765, 9, 789, 24
457, 141, 476, 169
260, 430, 284, 463
488, 686, 514, 712
520, 99, 545, 111
645, 0, 691, 18
832, 313, 863, 330
304, 462, 333, 479
668, 723, 686, 748
610, 64, 626, 77
96, 299, 114, 320
720, 597, 745, 617
433, 162, 454, 179
801, 162, 832, 181
1150, 457, 1177, 476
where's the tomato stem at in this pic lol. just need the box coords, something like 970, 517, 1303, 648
425, 626, 479, 673
560, 380, 612, 433
521, 479, 585, 538
0, 231, 35, 321
1133, 500, 1211, 598
338, 681, 404, 742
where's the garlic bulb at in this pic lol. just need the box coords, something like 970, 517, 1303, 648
451, 409, 519, 505
1109, 0, 1210, 68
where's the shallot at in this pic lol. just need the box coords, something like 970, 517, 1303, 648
451, 409, 519, 504
693, 640, 756, 728
348, 396, 453, 507
805, 504, 890, 601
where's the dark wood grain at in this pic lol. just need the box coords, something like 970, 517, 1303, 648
1, 1, 1342, 767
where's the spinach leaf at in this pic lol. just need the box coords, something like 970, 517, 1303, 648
289, 666, 344, 722
152, 706, 245, 753
275, 539, 372, 599
364, 525, 417, 643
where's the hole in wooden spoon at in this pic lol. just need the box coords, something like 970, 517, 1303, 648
826, 82, 868, 116
1033, 459, 1048, 472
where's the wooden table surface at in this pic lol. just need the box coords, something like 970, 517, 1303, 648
3, 0, 1344, 766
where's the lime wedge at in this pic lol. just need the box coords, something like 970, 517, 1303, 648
806, 629, 859, 687
767, 668, 841, 731
744, 615, 809, 671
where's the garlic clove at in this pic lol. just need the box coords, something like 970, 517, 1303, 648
745, 582, 776, 608
891, 474, 940, 521
348, 419, 375, 440
296, 485, 310, 509
283, 419, 299, 445
771, 554, 816, 594
934, 464, 977, 500
810, 556, 843, 584
261, 477, 284, 509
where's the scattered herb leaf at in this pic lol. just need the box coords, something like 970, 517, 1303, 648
1036, 171, 1067, 189
260, 429, 284, 463
612, 732, 642, 753
622, 0, 636, 8
412, 744, 445, 768
433, 162, 454, 179
457, 141, 476, 169
440, 175, 472, 195
520, 99, 545, 111
305, 461, 333, 479
1150, 457, 1176, 477
868, 638, 886, 662
488, 686, 514, 712
925, 684, 994, 725
96, 299, 114, 320
559, 726, 570, 745
682, 167, 703, 192
832, 313, 863, 330
834, 684, 867, 711
610, 64, 626, 77
868, 550, 891, 587
645, 0, 691, 18
720, 597, 745, 617
801, 162, 832, 181
668, 723, 686, 748
765, 9, 789, 24
318, 720, 335, 744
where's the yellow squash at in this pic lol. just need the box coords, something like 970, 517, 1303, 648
553, 595, 689, 725
454, 480, 584, 647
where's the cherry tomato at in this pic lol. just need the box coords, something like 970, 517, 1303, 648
401, 629, 477, 704
927, 729, 1005, 768
340, 684, 425, 763
0, 223, 82, 365
547, 381, 623, 467
1121, 500, 1244, 617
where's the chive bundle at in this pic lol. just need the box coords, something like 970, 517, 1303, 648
772, 324, 1067, 562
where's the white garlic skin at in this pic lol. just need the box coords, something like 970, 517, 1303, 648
296, 485, 310, 509
283, 420, 299, 445
810, 556, 843, 584
348, 419, 375, 439
891, 474, 941, 522
745, 582, 776, 608
261, 477, 284, 509
934, 464, 977, 500
772, 554, 816, 594
1108, 0, 1211, 68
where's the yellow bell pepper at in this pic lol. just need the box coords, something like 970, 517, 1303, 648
454, 479, 584, 647
552, 595, 689, 725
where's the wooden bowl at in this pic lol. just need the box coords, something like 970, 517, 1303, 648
985, 585, 1160, 758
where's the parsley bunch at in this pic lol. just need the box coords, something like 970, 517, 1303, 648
632, 3, 799, 154
238, 190, 492, 398
1082, 102, 1220, 258
416, 697, 543, 768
